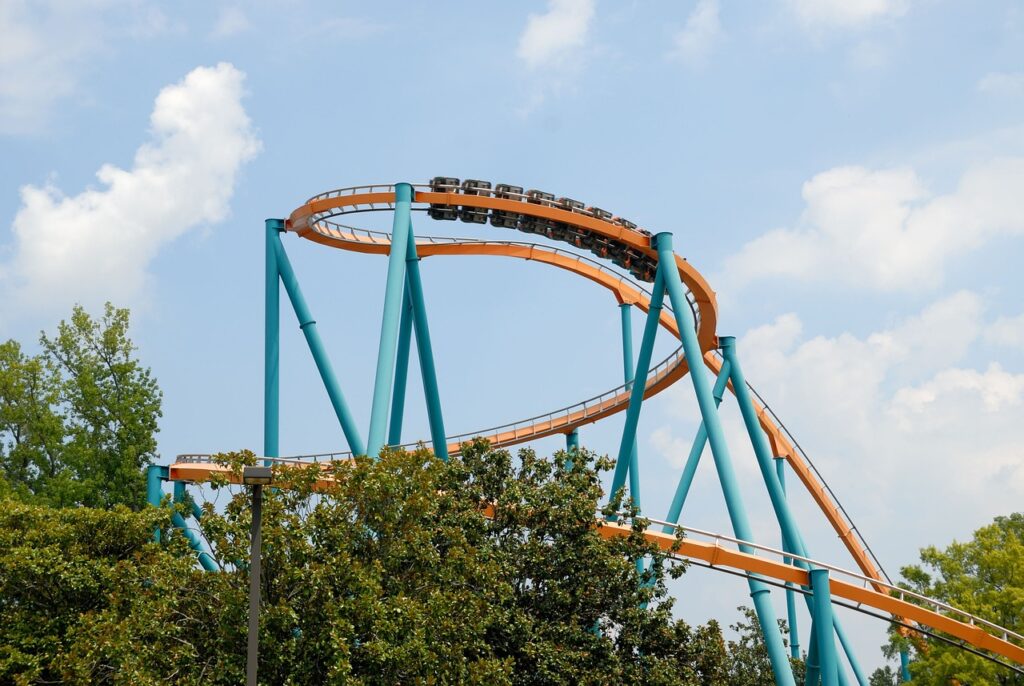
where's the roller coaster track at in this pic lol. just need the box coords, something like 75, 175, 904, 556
168, 181, 1022, 669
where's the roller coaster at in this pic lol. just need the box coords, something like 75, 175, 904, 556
148, 178, 1024, 685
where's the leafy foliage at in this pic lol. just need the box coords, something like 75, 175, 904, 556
0, 303, 161, 508
883, 512, 1024, 686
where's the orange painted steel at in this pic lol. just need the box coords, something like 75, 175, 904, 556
166, 456, 1024, 666
285, 187, 884, 591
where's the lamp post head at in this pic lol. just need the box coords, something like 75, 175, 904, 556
242, 465, 273, 486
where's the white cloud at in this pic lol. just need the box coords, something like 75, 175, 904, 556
517, 0, 595, 70
986, 313, 1024, 347
669, 0, 721, 68
787, 0, 910, 31
649, 292, 1024, 576
978, 71, 1024, 97
723, 159, 1024, 292
1, 63, 261, 313
211, 6, 251, 38
0, 0, 171, 134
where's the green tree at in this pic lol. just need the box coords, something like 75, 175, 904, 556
883, 513, 1024, 686
725, 606, 804, 686
0, 442, 737, 685
0, 303, 162, 508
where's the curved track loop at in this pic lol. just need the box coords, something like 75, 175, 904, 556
285, 184, 889, 592
170, 183, 1023, 666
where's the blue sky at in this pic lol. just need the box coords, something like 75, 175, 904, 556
2, 0, 1023, 673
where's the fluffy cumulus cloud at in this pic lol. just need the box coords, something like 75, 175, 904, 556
787, 0, 910, 31
649, 290, 1024, 564
669, 0, 721, 68
723, 159, 1024, 292
0, 0, 170, 134
1, 63, 261, 312
517, 0, 595, 70
986, 313, 1024, 347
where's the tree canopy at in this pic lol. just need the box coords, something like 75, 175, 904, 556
882, 512, 1024, 686
0, 303, 161, 508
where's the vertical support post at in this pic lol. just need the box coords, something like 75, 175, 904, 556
146, 465, 165, 542
619, 303, 642, 508
661, 360, 730, 533
265, 219, 283, 465
564, 429, 579, 470
247, 484, 264, 686
778, 458, 801, 659
405, 225, 448, 461
655, 232, 795, 686
367, 183, 414, 457
608, 271, 665, 510
811, 569, 839, 686
899, 649, 911, 682
274, 238, 366, 456
806, 623, 821, 686
387, 288, 414, 447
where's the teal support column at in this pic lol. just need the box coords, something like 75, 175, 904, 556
404, 224, 448, 461
608, 270, 665, 511
722, 336, 863, 686
661, 360, 731, 534
387, 288, 414, 447
265, 219, 282, 465
811, 569, 839, 686
274, 237, 365, 455
619, 303, 642, 508
778, 458, 802, 660
146, 465, 166, 542
655, 232, 795, 686
899, 649, 911, 682
367, 183, 414, 457
806, 623, 820, 686
172, 481, 217, 571
834, 619, 867, 686
566, 429, 579, 451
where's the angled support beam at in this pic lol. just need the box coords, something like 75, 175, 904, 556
367, 183, 414, 457
723, 335, 863, 686
405, 223, 448, 461
661, 359, 731, 533
274, 236, 365, 456
172, 482, 218, 571
654, 232, 795, 686
778, 458, 802, 660
619, 303, 642, 509
146, 465, 167, 542
608, 270, 666, 511
265, 219, 282, 464
387, 288, 414, 447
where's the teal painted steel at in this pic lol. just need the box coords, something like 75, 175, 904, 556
367, 183, 414, 457
811, 569, 839, 686
723, 336, 862, 686
778, 458, 802, 660
265, 219, 283, 466
608, 269, 665, 511
172, 481, 218, 571
404, 224, 448, 461
146, 465, 166, 542
619, 303, 642, 508
566, 429, 579, 450
661, 360, 731, 534
834, 616, 868, 686
274, 236, 366, 455
806, 623, 820, 686
388, 288, 414, 447
900, 649, 911, 682
655, 233, 795, 686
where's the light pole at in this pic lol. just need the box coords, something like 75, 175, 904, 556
243, 465, 273, 686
